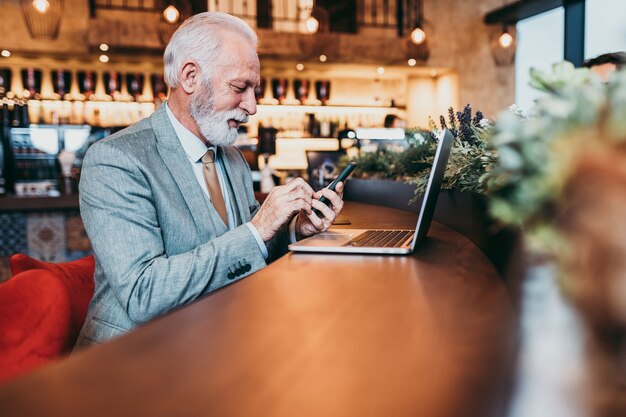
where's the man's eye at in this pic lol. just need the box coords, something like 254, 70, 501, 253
233, 85, 246, 93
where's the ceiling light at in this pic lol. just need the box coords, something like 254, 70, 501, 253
99, 54, 109, 63
498, 32, 514, 48
491, 25, 516, 66
410, 27, 427, 45
163, 5, 180, 24
319, 54, 327, 62
99, 43, 109, 52
32, 0, 50, 14
296, 63, 304, 71
1, 50, 11, 58
305, 16, 319, 34
405, 1, 430, 61
407, 58, 416, 67
21, 0, 63, 40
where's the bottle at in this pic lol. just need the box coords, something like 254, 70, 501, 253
320, 116, 331, 138
307, 113, 320, 137
1, 100, 10, 127
11, 101, 21, 127
20, 101, 30, 127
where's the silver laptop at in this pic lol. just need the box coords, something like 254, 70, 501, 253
289, 129, 453, 255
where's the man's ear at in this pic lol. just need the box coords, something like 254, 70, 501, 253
179, 61, 199, 94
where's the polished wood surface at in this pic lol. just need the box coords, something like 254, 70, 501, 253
0, 202, 517, 417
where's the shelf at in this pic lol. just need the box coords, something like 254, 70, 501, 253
257, 103, 404, 110
256, 104, 404, 113
0, 195, 79, 212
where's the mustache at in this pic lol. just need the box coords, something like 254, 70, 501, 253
223, 110, 248, 124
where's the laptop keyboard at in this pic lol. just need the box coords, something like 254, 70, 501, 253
343, 230, 414, 248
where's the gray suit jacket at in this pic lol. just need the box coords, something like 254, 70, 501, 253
75, 105, 289, 348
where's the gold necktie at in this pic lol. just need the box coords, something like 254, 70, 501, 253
201, 149, 228, 227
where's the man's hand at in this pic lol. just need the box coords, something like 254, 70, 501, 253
296, 182, 345, 239
250, 178, 315, 242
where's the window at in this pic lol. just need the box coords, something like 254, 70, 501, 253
585, 0, 626, 59
515, 7, 565, 113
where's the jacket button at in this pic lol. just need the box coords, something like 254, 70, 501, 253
227, 272, 235, 280
245, 264, 251, 272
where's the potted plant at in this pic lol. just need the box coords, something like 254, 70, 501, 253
483, 62, 626, 414
339, 106, 512, 268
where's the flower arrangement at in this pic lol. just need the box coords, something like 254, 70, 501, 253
482, 63, 626, 412
408, 104, 493, 196
481, 62, 626, 251
340, 104, 494, 199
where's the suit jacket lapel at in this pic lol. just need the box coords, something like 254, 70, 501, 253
150, 105, 228, 239
220, 147, 250, 224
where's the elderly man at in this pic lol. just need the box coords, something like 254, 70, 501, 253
75, 12, 344, 347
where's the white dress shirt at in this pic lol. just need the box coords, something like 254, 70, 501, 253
165, 103, 268, 259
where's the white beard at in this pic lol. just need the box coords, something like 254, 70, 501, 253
189, 82, 248, 147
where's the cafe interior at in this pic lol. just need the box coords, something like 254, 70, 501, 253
1, 0, 625, 416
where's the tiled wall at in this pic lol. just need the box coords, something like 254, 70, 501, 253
0, 211, 92, 282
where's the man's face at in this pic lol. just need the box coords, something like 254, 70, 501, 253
190, 31, 260, 147
591, 63, 617, 82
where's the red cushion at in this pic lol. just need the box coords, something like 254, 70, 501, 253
10, 254, 95, 281
9, 254, 95, 334
0, 269, 73, 382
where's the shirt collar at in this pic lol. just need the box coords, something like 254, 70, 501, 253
165, 101, 216, 163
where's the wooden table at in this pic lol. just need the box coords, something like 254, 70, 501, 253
0, 202, 517, 417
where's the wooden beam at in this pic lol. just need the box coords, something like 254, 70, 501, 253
484, 0, 564, 24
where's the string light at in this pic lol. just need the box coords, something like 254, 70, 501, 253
305, 16, 319, 34
410, 27, 427, 45
491, 25, 516, 66
319, 54, 327, 62
296, 63, 304, 71
498, 32, 514, 48
1, 50, 11, 58
408, 58, 417, 67
163, 5, 180, 24
32, 0, 50, 14
99, 44, 109, 52
99, 54, 109, 63
377, 67, 385, 75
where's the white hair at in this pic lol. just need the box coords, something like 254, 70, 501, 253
163, 12, 259, 88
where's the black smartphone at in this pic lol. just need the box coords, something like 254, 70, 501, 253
317, 162, 356, 207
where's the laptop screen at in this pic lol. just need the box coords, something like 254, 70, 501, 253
410, 129, 454, 248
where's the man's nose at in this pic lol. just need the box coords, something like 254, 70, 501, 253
240, 88, 257, 116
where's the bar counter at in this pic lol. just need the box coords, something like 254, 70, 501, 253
0, 201, 517, 417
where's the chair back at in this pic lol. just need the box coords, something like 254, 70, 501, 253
0, 255, 95, 382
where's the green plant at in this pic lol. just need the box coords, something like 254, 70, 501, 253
408, 104, 493, 197
482, 61, 626, 249
340, 105, 493, 199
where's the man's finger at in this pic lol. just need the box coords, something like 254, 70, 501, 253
335, 181, 345, 199
304, 208, 324, 229
311, 198, 335, 221
318, 188, 343, 212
